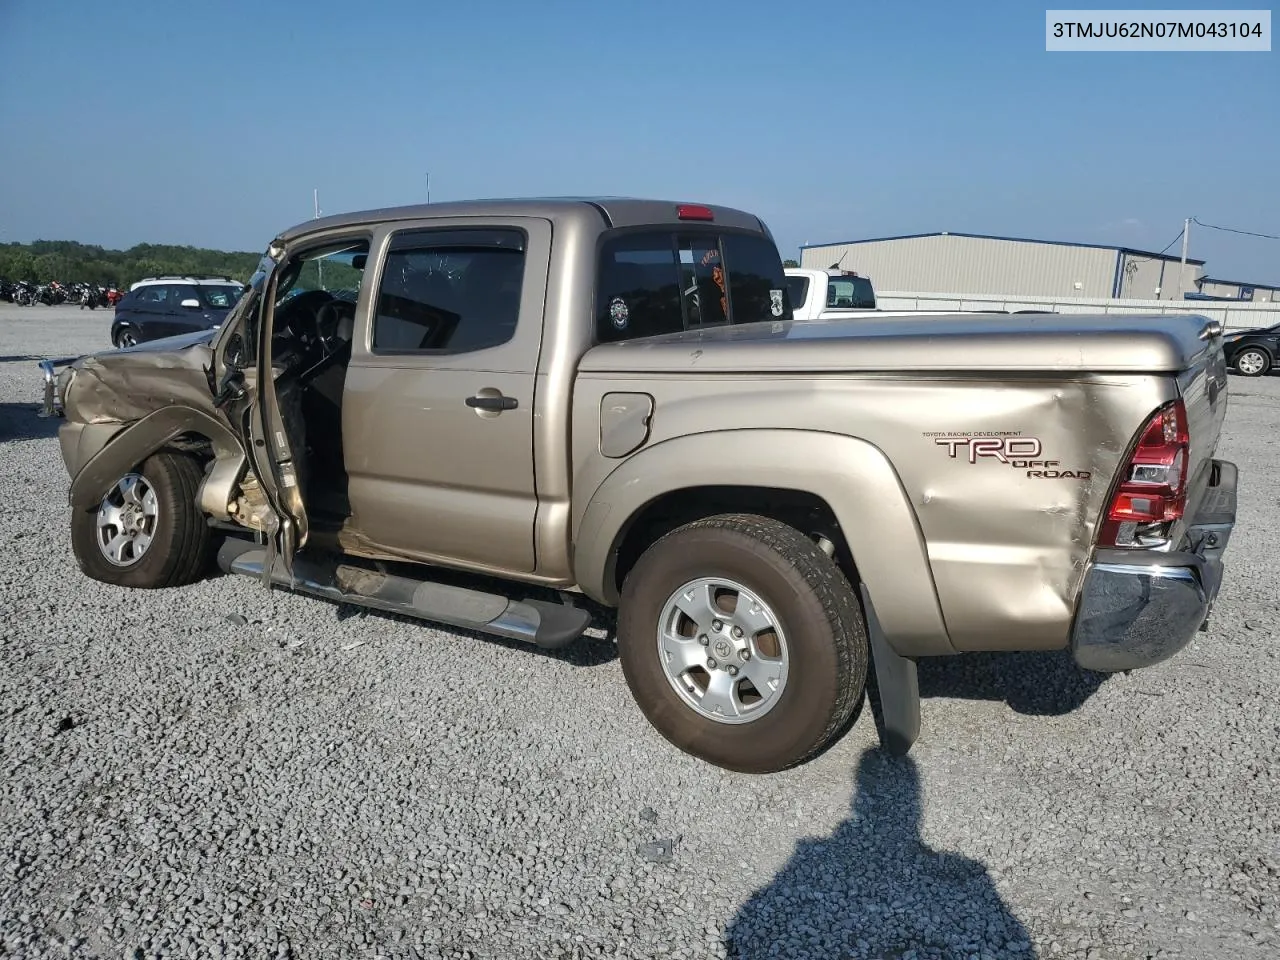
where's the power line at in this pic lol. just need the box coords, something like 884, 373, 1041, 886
1190, 217, 1280, 242
1124, 227, 1184, 263
1157, 227, 1182, 253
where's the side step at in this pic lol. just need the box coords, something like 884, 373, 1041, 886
216, 539, 592, 650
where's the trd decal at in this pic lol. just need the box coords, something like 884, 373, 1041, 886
927, 434, 1091, 480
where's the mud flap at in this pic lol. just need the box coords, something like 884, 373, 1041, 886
859, 584, 921, 756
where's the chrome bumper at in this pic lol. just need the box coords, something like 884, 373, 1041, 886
1071, 459, 1237, 673
37, 357, 77, 418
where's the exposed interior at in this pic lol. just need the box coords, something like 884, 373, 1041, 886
264, 240, 369, 527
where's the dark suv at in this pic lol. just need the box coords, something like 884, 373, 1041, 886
110, 276, 246, 348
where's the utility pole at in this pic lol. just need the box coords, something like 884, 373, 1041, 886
426, 173, 431, 204
313, 189, 323, 287
1179, 217, 1191, 298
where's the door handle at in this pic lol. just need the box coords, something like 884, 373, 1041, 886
465, 393, 518, 411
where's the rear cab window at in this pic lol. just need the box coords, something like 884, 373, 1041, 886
596, 229, 792, 343
825, 275, 875, 309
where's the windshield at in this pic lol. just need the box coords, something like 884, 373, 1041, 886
274, 243, 366, 306
214, 248, 279, 367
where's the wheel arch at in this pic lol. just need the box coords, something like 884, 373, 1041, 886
68, 406, 244, 510
573, 429, 955, 656
110, 321, 139, 345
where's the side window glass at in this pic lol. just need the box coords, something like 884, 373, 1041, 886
785, 275, 809, 313
595, 233, 683, 342
372, 229, 526, 354
178, 285, 201, 307
722, 233, 792, 323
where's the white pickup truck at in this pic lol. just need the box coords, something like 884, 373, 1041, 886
785, 267, 879, 320
785, 267, 1047, 321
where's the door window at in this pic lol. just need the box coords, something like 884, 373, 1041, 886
372, 228, 527, 354
135, 285, 171, 307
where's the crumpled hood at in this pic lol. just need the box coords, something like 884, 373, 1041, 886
107, 327, 219, 355
62, 330, 218, 424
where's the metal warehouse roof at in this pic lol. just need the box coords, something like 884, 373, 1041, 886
800, 231, 1207, 264
1200, 275, 1280, 290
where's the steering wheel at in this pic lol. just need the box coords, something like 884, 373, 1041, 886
315, 298, 356, 352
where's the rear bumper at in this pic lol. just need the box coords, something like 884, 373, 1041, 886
1070, 459, 1237, 673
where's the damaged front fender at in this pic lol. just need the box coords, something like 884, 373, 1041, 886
67, 405, 244, 508
53, 334, 245, 509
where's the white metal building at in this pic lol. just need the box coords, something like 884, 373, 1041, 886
1194, 276, 1280, 303
798, 232, 1207, 301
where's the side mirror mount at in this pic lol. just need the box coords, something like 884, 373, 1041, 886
212, 368, 246, 409
180, 298, 201, 309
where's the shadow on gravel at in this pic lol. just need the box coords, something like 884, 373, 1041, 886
0, 354, 41, 363
725, 749, 1035, 960
916, 649, 1108, 715
0, 401, 60, 442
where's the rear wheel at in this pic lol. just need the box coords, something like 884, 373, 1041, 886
70, 452, 211, 588
617, 514, 868, 773
1234, 347, 1270, 377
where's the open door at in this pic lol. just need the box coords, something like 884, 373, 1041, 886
240, 236, 372, 580
206, 244, 296, 581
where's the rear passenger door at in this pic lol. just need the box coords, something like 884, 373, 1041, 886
343, 218, 552, 573
127, 285, 173, 340
170, 284, 215, 336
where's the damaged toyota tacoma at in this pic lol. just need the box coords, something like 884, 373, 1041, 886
39, 198, 1239, 773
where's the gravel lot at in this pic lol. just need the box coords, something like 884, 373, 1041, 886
2, 303, 1278, 960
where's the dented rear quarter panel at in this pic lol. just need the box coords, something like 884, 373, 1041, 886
570, 366, 1186, 656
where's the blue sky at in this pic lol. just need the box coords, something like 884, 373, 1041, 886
0, 0, 1276, 281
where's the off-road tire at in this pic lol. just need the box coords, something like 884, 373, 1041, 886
617, 513, 869, 773
70, 452, 211, 589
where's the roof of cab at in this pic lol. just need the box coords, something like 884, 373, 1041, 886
276, 197, 769, 243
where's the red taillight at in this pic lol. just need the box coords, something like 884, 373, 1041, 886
1099, 399, 1190, 546
677, 204, 715, 221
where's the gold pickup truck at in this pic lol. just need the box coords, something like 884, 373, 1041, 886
39, 198, 1238, 773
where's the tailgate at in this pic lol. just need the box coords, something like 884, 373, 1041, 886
1178, 329, 1230, 520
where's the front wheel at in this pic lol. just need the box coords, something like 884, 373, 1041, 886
70, 452, 212, 588
1234, 347, 1270, 377
617, 514, 868, 773
113, 328, 138, 348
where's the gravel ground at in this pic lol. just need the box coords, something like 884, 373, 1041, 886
1, 303, 1277, 960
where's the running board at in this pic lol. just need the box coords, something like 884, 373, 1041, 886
216, 540, 591, 650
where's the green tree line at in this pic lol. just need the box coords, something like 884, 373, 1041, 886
0, 240, 260, 288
